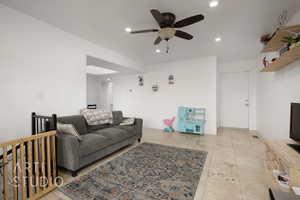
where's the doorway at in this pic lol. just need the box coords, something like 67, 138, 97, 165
220, 71, 249, 129
100, 80, 113, 111
86, 74, 113, 111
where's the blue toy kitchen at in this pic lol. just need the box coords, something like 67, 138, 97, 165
178, 107, 206, 135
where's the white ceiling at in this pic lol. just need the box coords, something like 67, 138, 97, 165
1, 0, 300, 66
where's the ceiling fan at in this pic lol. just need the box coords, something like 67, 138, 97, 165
130, 9, 205, 52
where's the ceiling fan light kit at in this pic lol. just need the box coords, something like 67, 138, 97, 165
158, 28, 176, 40
125, 27, 132, 33
129, 9, 205, 53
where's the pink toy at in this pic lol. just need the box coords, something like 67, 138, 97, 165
163, 117, 176, 132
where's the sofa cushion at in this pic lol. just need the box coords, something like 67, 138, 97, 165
112, 111, 123, 125
116, 125, 137, 137
95, 127, 131, 143
58, 115, 88, 135
79, 134, 113, 157
87, 124, 111, 133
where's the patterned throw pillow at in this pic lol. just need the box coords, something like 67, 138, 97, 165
120, 118, 135, 126
80, 109, 113, 125
57, 123, 83, 141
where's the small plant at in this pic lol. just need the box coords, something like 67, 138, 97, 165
281, 35, 300, 44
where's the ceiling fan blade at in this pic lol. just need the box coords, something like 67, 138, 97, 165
174, 14, 204, 28
130, 29, 159, 34
154, 37, 162, 45
175, 30, 193, 40
150, 9, 164, 28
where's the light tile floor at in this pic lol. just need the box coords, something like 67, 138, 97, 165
41, 128, 268, 200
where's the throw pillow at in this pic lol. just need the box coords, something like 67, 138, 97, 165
57, 123, 83, 141
120, 118, 135, 126
80, 109, 113, 125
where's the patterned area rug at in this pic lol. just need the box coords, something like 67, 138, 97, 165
59, 143, 207, 200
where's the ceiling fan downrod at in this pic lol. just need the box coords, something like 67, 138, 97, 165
166, 41, 170, 53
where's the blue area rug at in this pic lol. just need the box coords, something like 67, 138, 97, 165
60, 143, 207, 200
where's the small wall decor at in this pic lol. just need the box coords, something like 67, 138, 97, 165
168, 75, 175, 85
138, 75, 144, 86
152, 84, 159, 92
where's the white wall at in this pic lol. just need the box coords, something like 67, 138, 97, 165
256, 10, 300, 139
0, 5, 139, 142
101, 81, 114, 111
113, 57, 217, 134
218, 59, 258, 130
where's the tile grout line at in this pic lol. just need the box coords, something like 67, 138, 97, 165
199, 143, 215, 200
230, 132, 246, 200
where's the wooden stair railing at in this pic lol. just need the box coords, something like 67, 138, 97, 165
0, 131, 57, 200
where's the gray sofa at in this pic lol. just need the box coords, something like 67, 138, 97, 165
56, 111, 143, 177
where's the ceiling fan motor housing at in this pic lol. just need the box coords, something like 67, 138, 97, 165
159, 28, 176, 40
161, 12, 176, 27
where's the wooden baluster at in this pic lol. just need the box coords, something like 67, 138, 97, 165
35, 117, 38, 134
20, 143, 26, 200
32, 112, 36, 135
41, 118, 44, 132
37, 117, 40, 133
34, 139, 40, 194
47, 136, 52, 186
27, 141, 33, 198
51, 135, 57, 179
41, 137, 46, 190
2, 146, 8, 200
12, 144, 18, 200
0, 131, 57, 200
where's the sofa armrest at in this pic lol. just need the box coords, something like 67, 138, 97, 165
134, 118, 143, 138
56, 133, 80, 171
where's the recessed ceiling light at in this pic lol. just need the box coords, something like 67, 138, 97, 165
125, 27, 132, 33
107, 78, 112, 81
215, 37, 222, 42
156, 49, 161, 53
209, 0, 219, 8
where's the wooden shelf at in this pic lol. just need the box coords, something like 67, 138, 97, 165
261, 44, 300, 72
262, 24, 300, 53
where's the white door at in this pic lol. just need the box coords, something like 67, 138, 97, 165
220, 72, 249, 129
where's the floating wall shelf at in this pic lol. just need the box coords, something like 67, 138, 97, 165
261, 24, 300, 72
262, 24, 300, 53
261, 44, 300, 72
